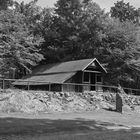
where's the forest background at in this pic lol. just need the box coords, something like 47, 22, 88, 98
1, 0, 140, 89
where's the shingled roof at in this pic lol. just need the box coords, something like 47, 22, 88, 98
32, 59, 93, 75
14, 58, 107, 85
14, 72, 76, 85
32, 58, 106, 75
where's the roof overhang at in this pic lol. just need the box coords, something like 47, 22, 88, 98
82, 58, 107, 73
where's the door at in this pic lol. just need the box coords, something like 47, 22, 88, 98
90, 73, 96, 91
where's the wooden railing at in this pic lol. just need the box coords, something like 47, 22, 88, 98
0, 78, 140, 95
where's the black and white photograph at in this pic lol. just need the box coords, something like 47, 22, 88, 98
0, 0, 140, 139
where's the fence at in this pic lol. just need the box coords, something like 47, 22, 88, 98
0, 78, 140, 95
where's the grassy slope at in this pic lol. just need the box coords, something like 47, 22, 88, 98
0, 110, 140, 140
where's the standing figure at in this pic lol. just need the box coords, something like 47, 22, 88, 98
116, 93, 123, 113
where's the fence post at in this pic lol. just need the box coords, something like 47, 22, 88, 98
109, 87, 111, 94
78, 85, 79, 92
27, 81, 30, 91
49, 83, 51, 91
2, 78, 5, 92
129, 89, 132, 95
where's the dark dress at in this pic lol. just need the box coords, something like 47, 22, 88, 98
116, 93, 123, 113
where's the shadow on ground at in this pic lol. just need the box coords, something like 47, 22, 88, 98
103, 107, 118, 112
0, 117, 140, 140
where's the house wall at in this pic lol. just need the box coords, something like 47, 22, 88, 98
82, 72, 103, 92
51, 84, 62, 92
63, 62, 105, 92
25, 85, 50, 91
63, 71, 83, 92
65, 71, 83, 83
62, 84, 75, 92
16, 84, 62, 92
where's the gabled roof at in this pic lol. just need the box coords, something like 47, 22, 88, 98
13, 58, 107, 85
14, 72, 76, 85
32, 58, 107, 75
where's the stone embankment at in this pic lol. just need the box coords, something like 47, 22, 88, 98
0, 89, 139, 113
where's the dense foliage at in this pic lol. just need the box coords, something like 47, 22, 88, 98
110, 0, 140, 24
101, 19, 140, 86
0, 0, 140, 88
0, 0, 44, 77
0, 0, 13, 10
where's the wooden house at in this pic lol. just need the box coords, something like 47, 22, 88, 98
14, 58, 107, 92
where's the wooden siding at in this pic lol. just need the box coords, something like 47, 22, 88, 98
65, 71, 83, 83
62, 84, 75, 92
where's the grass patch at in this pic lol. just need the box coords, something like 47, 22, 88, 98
0, 117, 140, 140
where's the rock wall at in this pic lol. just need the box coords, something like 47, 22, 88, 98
0, 89, 139, 113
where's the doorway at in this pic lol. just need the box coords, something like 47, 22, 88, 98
90, 73, 96, 91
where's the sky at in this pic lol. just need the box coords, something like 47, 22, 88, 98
15, 0, 140, 11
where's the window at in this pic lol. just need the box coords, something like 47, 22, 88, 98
96, 74, 102, 83
83, 72, 90, 83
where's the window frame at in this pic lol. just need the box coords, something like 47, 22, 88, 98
96, 74, 102, 83
83, 72, 90, 83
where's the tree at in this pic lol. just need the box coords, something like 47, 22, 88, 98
40, 0, 108, 63
14, 0, 42, 33
10, 0, 140, 88
101, 18, 140, 87
0, 10, 44, 77
0, 0, 13, 10
110, 0, 140, 23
